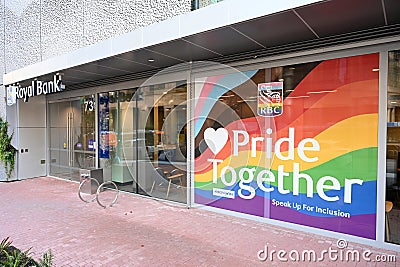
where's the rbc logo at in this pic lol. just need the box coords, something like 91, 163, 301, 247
257, 82, 283, 117
6, 86, 16, 106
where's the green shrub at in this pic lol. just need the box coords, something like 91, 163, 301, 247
0, 118, 17, 180
0, 237, 53, 267
36, 250, 53, 267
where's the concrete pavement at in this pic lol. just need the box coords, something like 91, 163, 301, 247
0, 177, 398, 266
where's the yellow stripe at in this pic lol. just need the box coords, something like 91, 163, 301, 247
195, 114, 377, 182
258, 103, 282, 107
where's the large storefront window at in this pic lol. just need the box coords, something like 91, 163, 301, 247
194, 54, 379, 239
98, 82, 187, 203
136, 82, 188, 203
386, 50, 400, 244
99, 89, 138, 192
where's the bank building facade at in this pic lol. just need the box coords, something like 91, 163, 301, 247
2, 0, 400, 250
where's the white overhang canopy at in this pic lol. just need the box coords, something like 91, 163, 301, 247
3, 0, 400, 89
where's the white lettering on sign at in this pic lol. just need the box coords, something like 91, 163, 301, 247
232, 128, 319, 162
212, 188, 235, 199
10, 74, 64, 103
207, 127, 363, 203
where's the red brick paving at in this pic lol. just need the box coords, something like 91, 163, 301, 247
0, 177, 399, 266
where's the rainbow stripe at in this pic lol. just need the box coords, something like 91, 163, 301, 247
194, 53, 379, 239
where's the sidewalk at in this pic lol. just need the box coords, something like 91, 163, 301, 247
0, 177, 398, 266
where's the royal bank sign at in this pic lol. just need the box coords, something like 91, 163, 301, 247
6, 74, 64, 105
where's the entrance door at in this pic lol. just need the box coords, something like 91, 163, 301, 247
49, 96, 96, 181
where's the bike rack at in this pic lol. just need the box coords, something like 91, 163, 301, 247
96, 181, 119, 208
78, 177, 119, 208
78, 177, 100, 203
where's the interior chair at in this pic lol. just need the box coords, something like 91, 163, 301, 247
150, 167, 168, 195
385, 201, 393, 242
167, 169, 184, 197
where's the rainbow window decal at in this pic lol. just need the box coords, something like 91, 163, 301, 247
194, 54, 379, 240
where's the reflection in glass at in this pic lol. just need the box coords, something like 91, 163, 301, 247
194, 54, 379, 239
386, 50, 400, 244
137, 82, 188, 203
98, 83, 188, 203
99, 89, 138, 193
49, 95, 96, 181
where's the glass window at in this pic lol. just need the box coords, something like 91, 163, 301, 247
99, 89, 138, 193
136, 82, 188, 203
98, 82, 188, 203
49, 95, 96, 181
194, 54, 379, 239
386, 50, 400, 244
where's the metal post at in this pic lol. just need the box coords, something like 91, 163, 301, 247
191, 0, 199, 11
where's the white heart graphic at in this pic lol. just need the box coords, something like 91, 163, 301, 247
204, 128, 228, 155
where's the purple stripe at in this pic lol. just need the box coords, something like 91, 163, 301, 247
270, 205, 376, 239
195, 195, 376, 239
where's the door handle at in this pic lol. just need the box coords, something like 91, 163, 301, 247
67, 112, 74, 167
70, 112, 74, 166
67, 112, 70, 166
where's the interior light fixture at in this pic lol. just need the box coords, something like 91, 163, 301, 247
307, 90, 337, 94
372, 68, 379, 72
221, 95, 235, 98
286, 95, 310, 99
148, 59, 155, 62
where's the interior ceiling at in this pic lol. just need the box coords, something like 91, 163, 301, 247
24, 0, 400, 90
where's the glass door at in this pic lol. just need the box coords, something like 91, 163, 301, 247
49, 95, 96, 181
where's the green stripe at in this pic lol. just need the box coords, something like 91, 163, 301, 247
195, 147, 377, 193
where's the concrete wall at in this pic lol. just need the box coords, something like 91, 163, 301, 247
0, 0, 191, 180
2, 0, 191, 77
